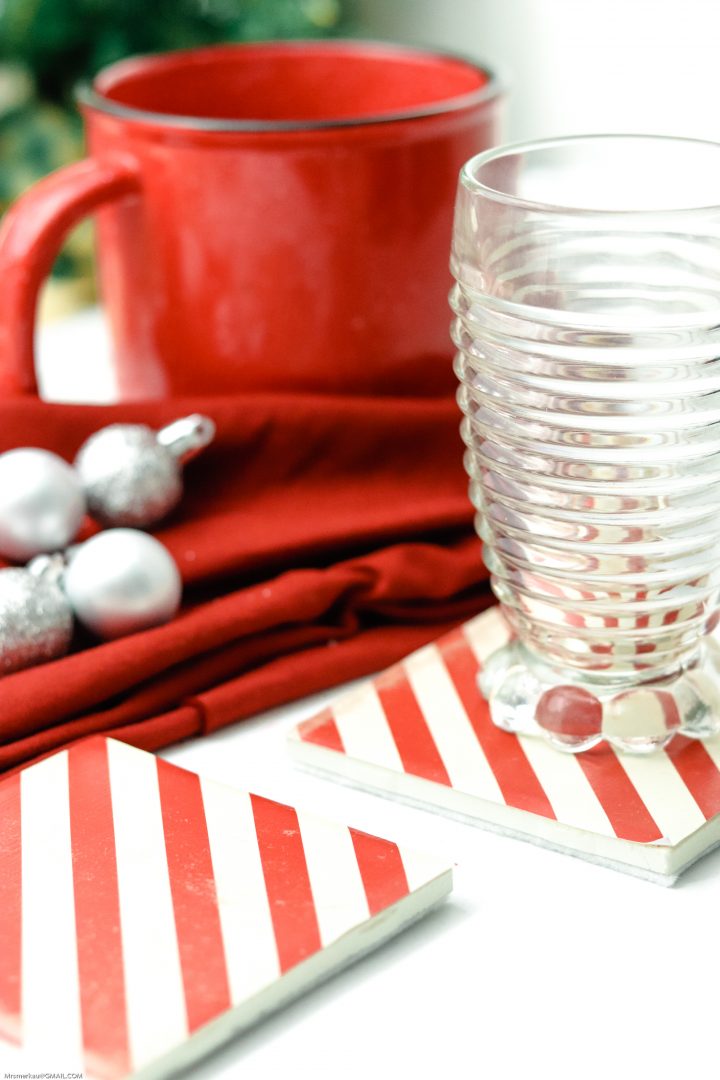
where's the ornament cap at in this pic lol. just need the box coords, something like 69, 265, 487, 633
156, 414, 216, 463
27, 552, 66, 585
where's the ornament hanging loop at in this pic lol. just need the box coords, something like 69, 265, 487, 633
156, 414, 216, 463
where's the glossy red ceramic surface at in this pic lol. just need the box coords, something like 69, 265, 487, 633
0, 41, 502, 398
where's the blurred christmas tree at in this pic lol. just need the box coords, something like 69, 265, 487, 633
0, 0, 352, 306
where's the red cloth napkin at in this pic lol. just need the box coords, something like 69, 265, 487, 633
0, 392, 490, 773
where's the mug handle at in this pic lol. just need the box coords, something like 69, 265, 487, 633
0, 157, 141, 397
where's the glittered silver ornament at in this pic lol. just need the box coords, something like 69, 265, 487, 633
0, 555, 74, 675
74, 414, 215, 528
0, 448, 86, 562
63, 529, 182, 640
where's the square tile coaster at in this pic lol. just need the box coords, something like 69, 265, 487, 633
0, 737, 451, 1079
289, 606, 720, 886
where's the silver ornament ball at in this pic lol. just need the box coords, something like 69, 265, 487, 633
0, 558, 74, 675
74, 414, 215, 528
0, 448, 86, 561
63, 529, 182, 640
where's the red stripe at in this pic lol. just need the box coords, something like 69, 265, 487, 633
658, 691, 681, 731
349, 829, 409, 916
299, 709, 345, 753
667, 738, 720, 820
575, 750, 663, 842
439, 630, 556, 819
156, 758, 231, 1031
633, 589, 650, 631
375, 669, 451, 786
0, 773, 21, 1045
250, 794, 322, 973
67, 740, 130, 1076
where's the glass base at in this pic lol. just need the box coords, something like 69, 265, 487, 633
481, 638, 720, 754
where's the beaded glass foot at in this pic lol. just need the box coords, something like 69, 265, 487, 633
480, 636, 720, 754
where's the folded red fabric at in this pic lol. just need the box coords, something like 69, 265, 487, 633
0, 392, 490, 772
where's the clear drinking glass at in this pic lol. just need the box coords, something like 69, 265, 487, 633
451, 135, 720, 754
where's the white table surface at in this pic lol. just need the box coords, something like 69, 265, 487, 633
4, 311, 718, 1080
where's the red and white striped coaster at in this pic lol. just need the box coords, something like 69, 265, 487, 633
290, 606, 720, 885
0, 737, 451, 1079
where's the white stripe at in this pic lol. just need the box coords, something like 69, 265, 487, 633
517, 735, 616, 835
21, 752, 83, 1063
297, 812, 369, 946
107, 740, 187, 1069
332, 685, 404, 773
405, 645, 504, 801
399, 847, 453, 893
614, 750, 707, 843
463, 606, 512, 664
201, 782, 280, 1003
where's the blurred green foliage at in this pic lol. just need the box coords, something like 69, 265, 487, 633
0, 0, 351, 281
0, 0, 349, 104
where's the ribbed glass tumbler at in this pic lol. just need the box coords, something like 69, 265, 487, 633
451, 135, 720, 753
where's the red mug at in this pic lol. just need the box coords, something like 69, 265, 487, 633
0, 41, 502, 399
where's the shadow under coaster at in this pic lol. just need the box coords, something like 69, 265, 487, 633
289, 606, 720, 886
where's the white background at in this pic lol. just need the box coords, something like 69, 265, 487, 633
359, 0, 720, 143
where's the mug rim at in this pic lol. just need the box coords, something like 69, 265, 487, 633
76, 38, 503, 133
